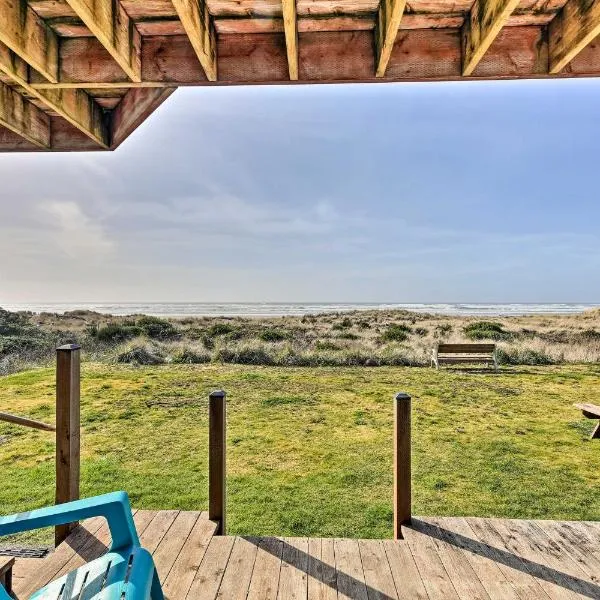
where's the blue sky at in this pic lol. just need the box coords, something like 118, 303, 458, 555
1, 78, 599, 303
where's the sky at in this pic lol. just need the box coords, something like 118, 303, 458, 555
1, 78, 600, 304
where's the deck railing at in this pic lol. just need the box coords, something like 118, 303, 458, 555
5, 346, 414, 543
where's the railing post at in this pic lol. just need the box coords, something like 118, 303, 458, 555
55, 344, 81, 546
394, 392, 411, 539
209, 390, 226, 534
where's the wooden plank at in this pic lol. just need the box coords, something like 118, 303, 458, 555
307, 538, 337, 600
0, 0, 59, 81
282, 0, 299, 79
382, 539, 433, 600
402, 522, 461, 600
214, 536, 258, 599
532, 521, 600, 586
431, 517, 520, 600
110, 86, 176, 148
63, 0, 142, 81
437, 344, 496, 353
0, 42, 109, 147
55, 344, 81, 546
0, 411, 55, 430
462, 0, 522, 76
413, 519, 491, 600
247, 537, 283, 600
465, 517, 554, 600
492, 519, 597, 599
153, 511, 201, 584
334, 538, 368, 600
139, 510, 180, 553
0, 82, 49, 148
163, 513, 218, 600
170, 0, 217, 81
12, 517, 105, 598
573, 403, 600, 418
375, 0, 407, 77
278, 538, 309, 600
549, 0, 600, 73
186, 535, 235, 600
358, 539, 399, 600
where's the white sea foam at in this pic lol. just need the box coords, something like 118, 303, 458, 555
2, 302, 599, 317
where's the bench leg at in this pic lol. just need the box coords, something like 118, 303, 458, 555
591, 421, 600, 440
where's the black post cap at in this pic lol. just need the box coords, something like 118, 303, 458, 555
395, 392, 411, 401
56, 344, 81, 351
209, 389, 226, 399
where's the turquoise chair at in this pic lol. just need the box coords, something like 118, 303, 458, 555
0, 492, 163, 600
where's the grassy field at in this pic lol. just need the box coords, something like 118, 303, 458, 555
1, 362, 599, 547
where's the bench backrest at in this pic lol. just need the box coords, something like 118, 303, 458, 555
436, 343, 496, 354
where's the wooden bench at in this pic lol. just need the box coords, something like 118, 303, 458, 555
573, 403, 600, 439
431, 343, 498, 371
0, 556, 15, 596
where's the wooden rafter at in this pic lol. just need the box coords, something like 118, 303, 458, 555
282, 0, 299, 80
375, 0, 407, 77
462, 0, 521, 76
0, 0, 58, 82
170, 0, 217, 81
62, 0, 142, 82
0, 81, 50, 149
0, 42, 109, 148
549, 0, 600, 73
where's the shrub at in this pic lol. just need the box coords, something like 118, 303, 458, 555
315, 340, 341, 351
464, 321, 512, 341
357, 320, 371, 329
171, 347, 210, 364
332, 318, 352, 330
434, 323, 452, 338
213, 344, 275, 365
414, 327, 428, 336
381, 324, 411, 342
336, 332, 359, 340
207, 323, 235, 337
117, 344, 164, 365
0, 308, 30, 335
0, 334, 49, 358
95, 323, 141, 343
258, 328, 288, 342
136, 316, 177, 339
496, 347, 554, 365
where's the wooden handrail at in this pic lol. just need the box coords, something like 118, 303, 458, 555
0, 412, 55, 432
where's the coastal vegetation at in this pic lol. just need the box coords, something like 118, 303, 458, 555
1, 362, 598, 547
2, 307, 600, 375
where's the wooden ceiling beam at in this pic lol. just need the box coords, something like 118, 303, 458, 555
375, 0, 407, 77
0, 80, 50, 148
0, 42, 109, 148
462, 0, 521, 76
549, 0, 600, 73
0, 0, 58, 82
62, 0, 142, 81
170, 0, 217, 81
282, 0, 299, 79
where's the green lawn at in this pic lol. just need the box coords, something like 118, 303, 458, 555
1, 363, 599, 546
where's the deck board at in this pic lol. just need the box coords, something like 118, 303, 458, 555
7, 513, 600, 599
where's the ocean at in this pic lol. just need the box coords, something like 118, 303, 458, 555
2, 302, 599, 317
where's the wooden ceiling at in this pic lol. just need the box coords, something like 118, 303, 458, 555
2, 0, 600, 151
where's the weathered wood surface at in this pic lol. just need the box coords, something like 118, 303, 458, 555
0, 411, 55, 431
8, 513, 600, 599
573, 403, 600, 439
7, 0, 600, 151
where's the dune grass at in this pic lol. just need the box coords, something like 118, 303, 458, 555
1, 363, 599, 547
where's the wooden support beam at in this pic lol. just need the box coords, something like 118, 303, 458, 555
549, 0, 600, 73
209, 390, 226, 534
0, 0, 58, 82
171, 0, 217, 81
462, 0, 521, 76
62, 0, 142, 82
0, 42, 109, 147
0, 81, 50, 148
394, 392, 411, 539
282, 0, 299, 80
375, 0, 407, 77
0, 411, 55, 431
55, 344, 81, 546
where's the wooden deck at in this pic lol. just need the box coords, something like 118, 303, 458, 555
7, 510, 600, 599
